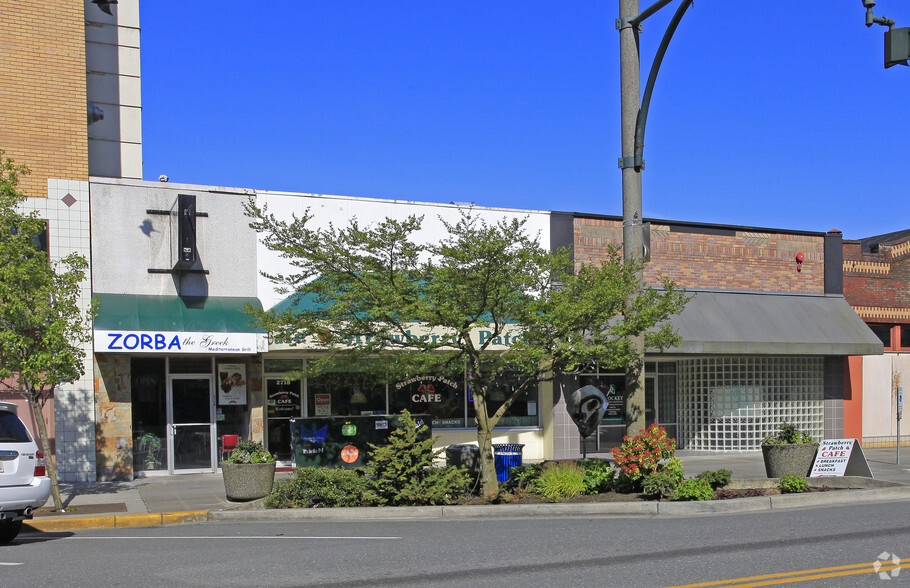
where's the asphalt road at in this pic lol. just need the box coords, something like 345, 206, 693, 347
3, 500, 908, 587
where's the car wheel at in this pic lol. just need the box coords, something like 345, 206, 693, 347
0, 520, 23, 544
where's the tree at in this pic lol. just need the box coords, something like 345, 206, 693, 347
0, 151, 93, 510
245, 201, 688, 499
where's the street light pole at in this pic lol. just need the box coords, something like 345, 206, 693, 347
619, 0, 646, 436
617, 0, 692, 437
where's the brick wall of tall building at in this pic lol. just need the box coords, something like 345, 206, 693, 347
843, 239, 910, 324
574, 217, 825, 293
0, 0, 89, 198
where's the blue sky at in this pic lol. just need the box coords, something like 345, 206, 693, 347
140, 2, 908, 240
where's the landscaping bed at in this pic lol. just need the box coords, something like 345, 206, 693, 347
450, 484, 835, 506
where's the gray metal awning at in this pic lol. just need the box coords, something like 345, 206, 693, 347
655, 291, 883, 356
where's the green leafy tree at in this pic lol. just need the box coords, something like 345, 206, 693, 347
245, 201, 687, 500
0, 151, 93, 510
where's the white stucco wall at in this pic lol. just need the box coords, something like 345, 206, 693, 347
253, 190, 551, 310
85, 0, 142, 180
90, 179, 258, 298
862, 353, 910, 438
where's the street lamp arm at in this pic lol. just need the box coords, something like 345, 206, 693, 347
625, 0, 675, 29
864, 1, 896, 28
633, 0, 694, 170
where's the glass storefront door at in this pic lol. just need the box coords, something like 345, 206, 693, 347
266, 377, 303, 463
168, 375, 216, 473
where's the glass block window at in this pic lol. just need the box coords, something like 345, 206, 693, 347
677, 357, 823, 450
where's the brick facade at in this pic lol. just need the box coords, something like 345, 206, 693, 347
843, 237, 910, 324
574, 217, 825, 293
842, 232, 909, 447
0, 0, 89, 198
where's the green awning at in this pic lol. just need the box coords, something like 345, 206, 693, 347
93, 294, 266, 334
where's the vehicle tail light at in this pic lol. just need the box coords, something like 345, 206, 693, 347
34, 451, 46, 477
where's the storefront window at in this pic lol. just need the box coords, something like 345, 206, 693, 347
577, 373, 625, 424
574, 368, 625, 454
264, 358, 303, 373
901, 326, 910, 350
870, 324, 893, 349
466, 373, 539, 427
169, 356, 213, 374
389, 374, 465, 428
130, 357, 166, 471
307, 371, 387, 417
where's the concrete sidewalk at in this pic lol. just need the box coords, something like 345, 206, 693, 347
21, 446, 910, 533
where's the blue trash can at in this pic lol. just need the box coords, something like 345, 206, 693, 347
493, 443, 524, 482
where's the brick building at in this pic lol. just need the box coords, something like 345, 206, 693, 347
843, 229, 910, 447
550, 214, 881, 457
0, 0, 142, 481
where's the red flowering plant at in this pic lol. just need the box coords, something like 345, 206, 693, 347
610, 424, 676, 492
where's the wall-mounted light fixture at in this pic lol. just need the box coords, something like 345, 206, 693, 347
91, 0, 118, 15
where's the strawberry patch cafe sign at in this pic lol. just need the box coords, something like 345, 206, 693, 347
268, 324, 523, 352
809, 439, 873, 478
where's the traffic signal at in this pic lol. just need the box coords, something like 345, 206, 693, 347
885, 27, 910, 68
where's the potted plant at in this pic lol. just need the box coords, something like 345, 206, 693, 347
220, 439, 276, 501
137, 432, 163, 470
761, 423, 819, 478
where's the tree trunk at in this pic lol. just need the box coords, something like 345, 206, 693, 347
28, 391, 64, 511
472, 390, 499, 500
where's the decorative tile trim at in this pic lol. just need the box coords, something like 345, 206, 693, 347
853, 306, 910, 321
844, 260, 890, 274
649, 224, 670, 237
892, 240, 910, 258
740, 232, 771, 245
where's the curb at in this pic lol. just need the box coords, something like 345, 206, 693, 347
22, 510, 209, 533
209, 484, 910, 522
19, 485, 910, 532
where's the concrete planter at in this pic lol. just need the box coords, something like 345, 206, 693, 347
761, 443, 819, 478
221, 462, 276, 501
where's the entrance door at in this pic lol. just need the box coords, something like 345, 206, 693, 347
645, 376, 657, 427
645, 371, 678, 446
167, 375, 216, 473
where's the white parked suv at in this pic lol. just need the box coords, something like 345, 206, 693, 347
0, 402, 51, 543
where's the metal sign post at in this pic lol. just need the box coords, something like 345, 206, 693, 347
898, 386, 902, 465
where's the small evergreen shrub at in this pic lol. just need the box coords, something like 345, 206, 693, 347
581, 459, 614, 494
363, 410, 470, 506
660, 457, 685, 482
641, 458, 685, 498
510, 463, 544, 492
612, 472, 639, 494
642, 471, 680, 499
695, 468, 733, 490
536, 462, 585, 503
777, 474, 809, 494
265, 467, 370, 508
672, 478, 715, 501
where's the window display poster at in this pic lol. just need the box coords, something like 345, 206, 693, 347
605, 379, 625, 421
315, 393, 332, 416
218, 364, 247, 405
268, 379, 302, 418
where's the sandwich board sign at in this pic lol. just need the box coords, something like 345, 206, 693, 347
810, 438, 873, 478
